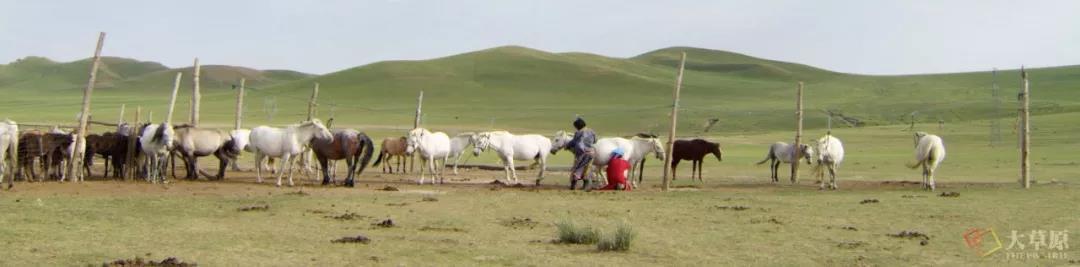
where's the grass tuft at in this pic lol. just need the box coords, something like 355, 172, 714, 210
555, 220, 600, 244
597, 223, 635, 252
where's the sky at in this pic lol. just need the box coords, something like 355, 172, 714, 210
2, 0, 1078, 75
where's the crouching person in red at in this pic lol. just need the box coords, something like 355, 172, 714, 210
599, 147, 632, 191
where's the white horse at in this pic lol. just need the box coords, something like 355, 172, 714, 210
590, 136, 665, 185
907, 132, 945, 191
249, 120, 333, 187
756, 142, 815, 183
405, 128, 451, 184
449, 132, 477, 175
0, 120, 18, 189
812, 134, 845, 190
550, 131, 573, 154
472, 131, 552, 184
140, 123, 175, 183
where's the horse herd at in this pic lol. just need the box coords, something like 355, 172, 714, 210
0, 118, 947, 191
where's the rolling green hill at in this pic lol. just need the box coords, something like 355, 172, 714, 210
1, 46, 1077, 136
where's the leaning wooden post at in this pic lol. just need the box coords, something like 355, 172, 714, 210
661, 52, 686, 191
235, 78, 245, 130
414, 91, 424, 129
117, 104, 125, 125
307, 82, 319, 121
1020, 68, 1031, 188
190, 58, 201, 127
166, 72, 183, 125
66, 32, 106, 183
124, 106, 140, 180
790, 82, 804, 184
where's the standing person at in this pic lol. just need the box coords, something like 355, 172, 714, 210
598, 147, 632, 191
568, 117, 596, 190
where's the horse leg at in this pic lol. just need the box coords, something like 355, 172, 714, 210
508, 156, 519, 183
536, 156, 546, 186
671, 159, 680, 181
417, 156, 427, 185
829, 165, 838, 190
276, 154, 290, 187
452, 154, 461, 175
318, 156, 331, 186
215, 153, 227, 180
698, 160, 705, 181
927, 164, 936, 191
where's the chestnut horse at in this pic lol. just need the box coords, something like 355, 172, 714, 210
373, 137, 412, 174
311, 129, 375, 187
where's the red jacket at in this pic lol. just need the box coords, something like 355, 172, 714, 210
601, 156, 632, 191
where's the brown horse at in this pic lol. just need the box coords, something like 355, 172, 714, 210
311, 129, 375, 187
17, 131, 73, 182
373, 137, 413, 174
670, 139, 723, 182
85, 132, 139, 179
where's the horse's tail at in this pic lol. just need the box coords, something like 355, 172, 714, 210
755, 147, 773, 165
372, 146, 386, 167
355, 133, 375, 175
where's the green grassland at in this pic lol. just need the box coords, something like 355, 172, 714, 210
1, 46, 1078, 266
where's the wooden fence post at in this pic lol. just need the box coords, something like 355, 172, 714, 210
1020, 68, 1031, 188
414, 91, 424, 129
118, 104, 125, 125
307, 83, 319, 121
661, 52, 686, 191
190, 58, 201, 126
791, 82, 804, 184
166, 72, 183, 125
235, 78, 245, 130
66, 32, 106, 183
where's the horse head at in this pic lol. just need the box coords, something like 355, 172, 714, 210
711, 142, 724, 162
550, 131, 572, 154
799, 143, 815, 164
472, 132, 491, 156
305, 119, 333, 142
649, 137, 666, 160
913, 131, 928, 148
405, 128, 428, 155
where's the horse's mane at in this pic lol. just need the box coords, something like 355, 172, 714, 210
151, 123, 168, 142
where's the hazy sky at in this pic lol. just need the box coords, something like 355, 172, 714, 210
2, 0, 1078, 75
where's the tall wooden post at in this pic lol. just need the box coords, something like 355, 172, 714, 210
124, 106, 140, 180
307, 83, 319, 121
661, 52, 687, 191
166, 72, 183, 125
414, 91, 424, 129
66, 32, 106, 182
791, 82, 804, 184
190, 58, 201, 126
1020, 68, 1031, 188
118, 104, 125, 125
235, 78, 245, 130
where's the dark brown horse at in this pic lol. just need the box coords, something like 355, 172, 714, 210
17, 131, 73, 181
311, 129, 375, 187
670, 139, 723, 181
85, 132, 140, 178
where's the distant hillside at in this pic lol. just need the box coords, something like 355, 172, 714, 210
1, 46, 1077, 135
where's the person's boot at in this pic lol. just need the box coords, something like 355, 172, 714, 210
582, 179, 591, 191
